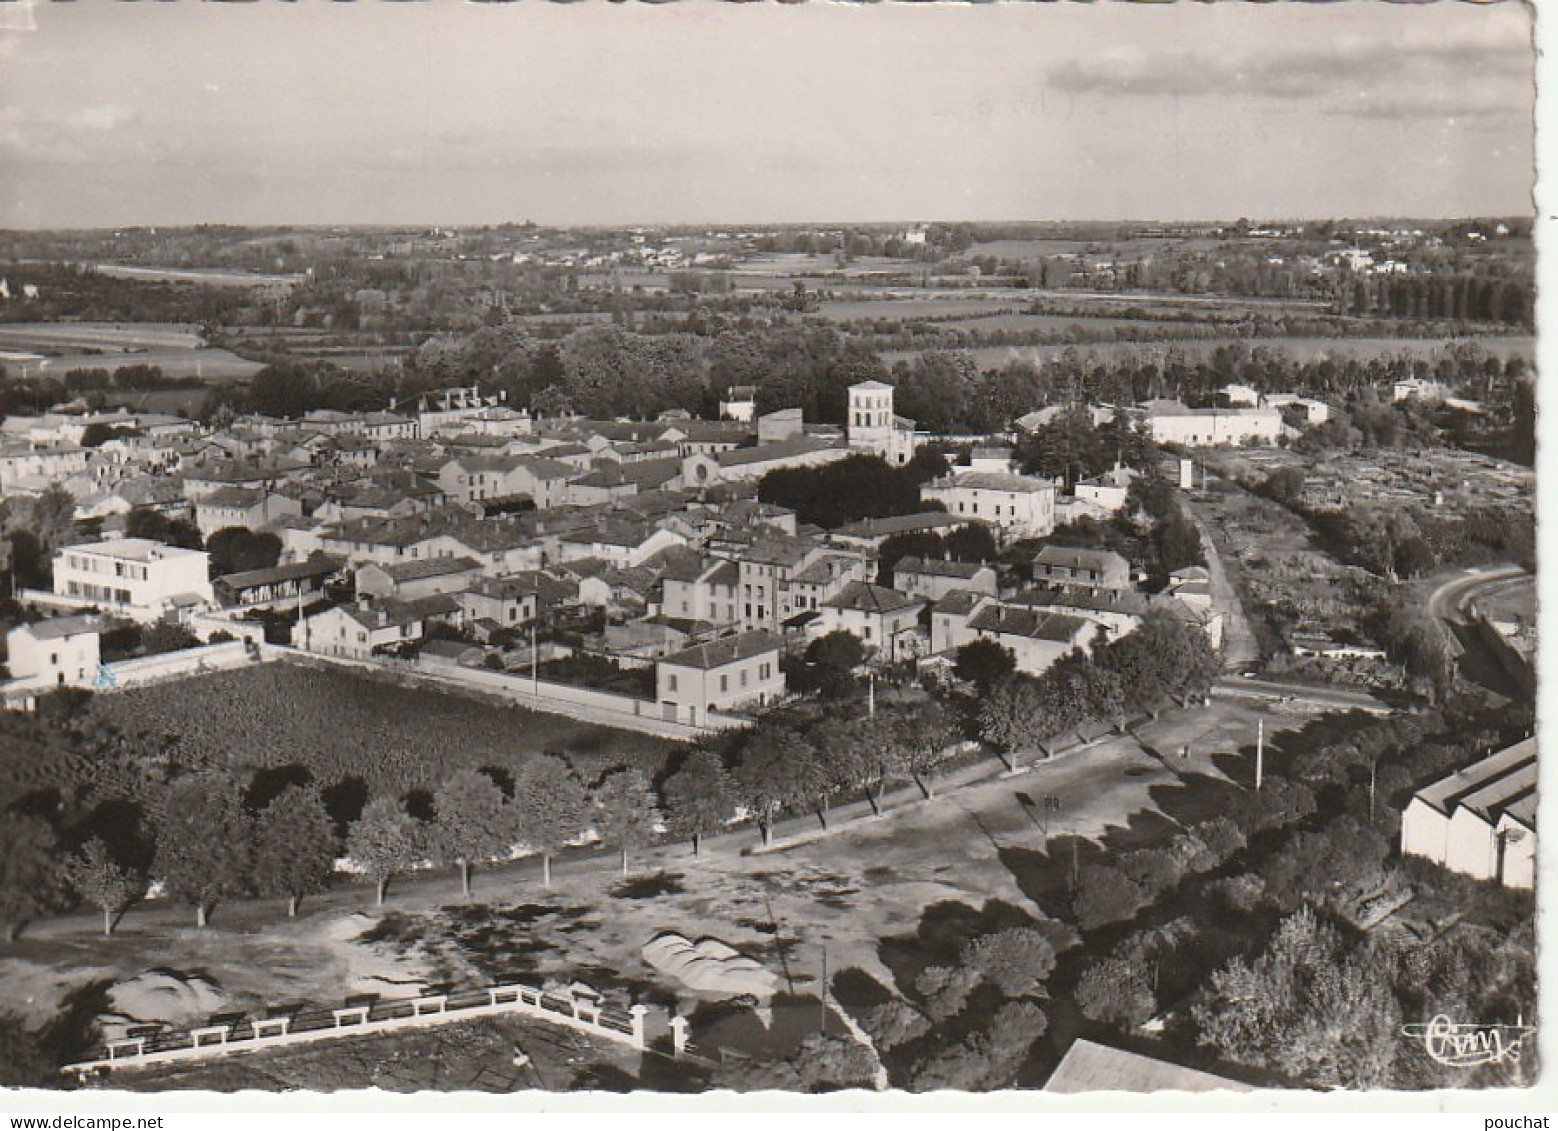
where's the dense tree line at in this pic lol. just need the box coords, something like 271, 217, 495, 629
757, 452, 948, 530
1335, 270, 1533, 329
977, 608, 1220, 760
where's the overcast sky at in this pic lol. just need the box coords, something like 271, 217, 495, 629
0, 1, 1536, 229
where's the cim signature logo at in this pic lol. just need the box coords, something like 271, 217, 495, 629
1401, 1014, 1534, 1068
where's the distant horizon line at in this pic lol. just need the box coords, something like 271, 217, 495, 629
0, 214, 1536, 237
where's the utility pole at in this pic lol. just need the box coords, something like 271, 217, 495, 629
1369, 757, 1377, 822
531, 618, 539, 695
1255, 716, 1264, 792
867, 671, 875, 719
819, 943, 829, 1033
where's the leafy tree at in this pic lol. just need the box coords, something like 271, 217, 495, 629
0, 1012, 53, 1086
80, 422, 138, 448
1193, 906, 1406, 1089
943, 522, 999, 565
1236, 776, 1317, 835
123, 508, 203, 550
1099, 608, 1219, 710
141, 620, 199, 656
345, 797, 422, 906
954, 638, 1015, 695
961, 926, 1057, 998
712, 1031, 879, 1092
1259, 466, 1306, 505
875, 531, 946, 587
593, 768, 660, 877
206, 527, 283, 576
252, 785, 336, 916
757, 454, 927, 530
430, 769, 511, 898
978, 675, 1053, 766
61, 837, 142, 937
897, 701, 957, 800
802, 631, 866, 699
914, 963, 983, 1022
911, 1000, 1048, 1090
1073, 864, 1146, 931
662, 748, 735, 856
510, 754, 589, 889
734, 728, 811, 846
814, 714, 893, 815
1260, 816, 1390, 912
0, 814, 64, 942
153, 774, 253, 928
1392, 535, 1437, 580
1156, 510, 1205, 573
859, 999, 932, 1051
1076, 953, 1157, 1028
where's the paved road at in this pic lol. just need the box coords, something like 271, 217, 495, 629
1212, 674, 1392, 716
1423, 564, 1532, 699
1425, 564, 1529, 627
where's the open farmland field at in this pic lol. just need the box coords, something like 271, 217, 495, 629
813, 296, 1025, 322
88, 660, 679, 800
887, 334, 1535, 370
17, 348, 262, 381
947, 311, 1214, 335
957, 237, 1238, 260
91, 263, 304, 289
0, 322, 205, 352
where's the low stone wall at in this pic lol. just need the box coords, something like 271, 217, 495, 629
95, 641, 261, 692
272, 646, 749, 739
1468, 613, 1537, 700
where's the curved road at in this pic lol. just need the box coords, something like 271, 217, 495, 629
1426, 564, 1529, 626
1424, 564, 1532, 700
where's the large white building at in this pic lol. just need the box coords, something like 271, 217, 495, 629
1400, 739, 1535, 890
920, 471, 1057, 539
52, 539, 213, 620
1139, 400, 1283, 448
847, 381, 917, 466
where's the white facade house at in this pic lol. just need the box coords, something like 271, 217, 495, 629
1073, 465, 1135, 515
817, 582, 926, 663
193, 486, 302, 538
662, 559, 741, 629
290, 600, 439, 660
847, 380, 917, 466
654, 630, 784, 726
0, 444, 91, 497
52, 539, 213, 620
1400, 739, 1536, 890
963, 601, 1095, 676
920, 472, 1057, 539
5, 615, 103, 689
892, 557, 999, 602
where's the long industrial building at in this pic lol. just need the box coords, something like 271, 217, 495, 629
1399, 738, 1536, 890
